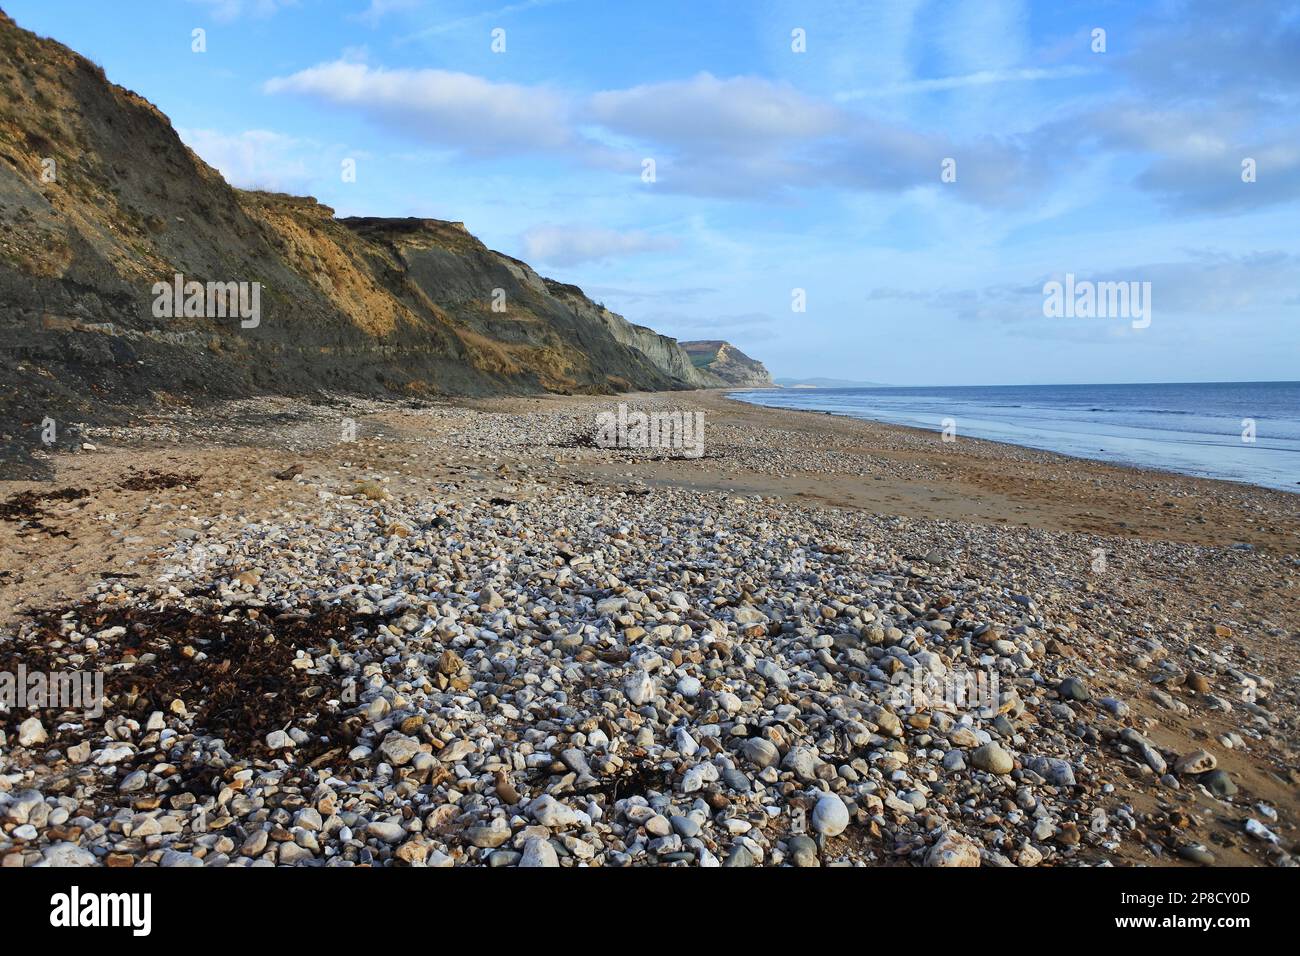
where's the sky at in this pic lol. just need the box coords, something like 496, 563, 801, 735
5, 0, 1299, 385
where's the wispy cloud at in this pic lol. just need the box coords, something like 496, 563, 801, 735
520, 224, 679, 266
590, 73, 840, 147
869, 250, 1300, 330
638, 310, 779, 346
177, 127, 316, 192
262, 55, 1051, 205
835, 65, 1093, 101
405, 0, 574, 39
265, 61, 574, 154
188, 0, 297, 23
583, 285, 717, 304
352, 0, 421, 28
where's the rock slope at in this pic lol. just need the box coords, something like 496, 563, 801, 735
543, 280, 725, 389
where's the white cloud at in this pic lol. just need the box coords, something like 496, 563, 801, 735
1127, 251, 1300, 314
264, 61, 573, 154
520, 225, 679, 266
177, 128, 314, 192
589, 73, 839, 148
260, 54, 1045, 204
1066, 105, 1300, 212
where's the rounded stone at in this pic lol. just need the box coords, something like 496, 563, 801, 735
741, 737, 780, 768
670, 815, 701, 838
1174, 749, 1216, 775
1178, 843, 1216, 865
519, 837, 559, 867
925, 830, 981, 867
971, 743, 1014, 774
811, 793, 850, 837
781, 746, 818, 781
17, 717, 47, 748
676, 676, 702, 698
623, 669, 656, 706
787, 834, 819, 867
1200, 769, 1237, 798
1058, 677, 1090, 701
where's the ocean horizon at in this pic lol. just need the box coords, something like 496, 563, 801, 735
729, 380, 1300, 493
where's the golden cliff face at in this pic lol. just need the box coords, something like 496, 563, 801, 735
0, 11, 764, 439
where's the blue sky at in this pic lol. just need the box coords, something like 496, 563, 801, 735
6, 0, 1299, 384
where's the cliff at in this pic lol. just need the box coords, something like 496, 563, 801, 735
542, 279, 724, 388
0, 9, 760, 449
679, 340, 773, 387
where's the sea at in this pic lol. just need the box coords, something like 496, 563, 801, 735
728, 381, 1300, 493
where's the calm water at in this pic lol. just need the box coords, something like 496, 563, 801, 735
729, 381, 1300, 492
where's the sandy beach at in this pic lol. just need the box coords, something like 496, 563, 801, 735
1, 391, 1296, 868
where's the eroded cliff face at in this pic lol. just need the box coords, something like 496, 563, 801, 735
542, 279, 724, 388
0, 10, 761, 449
679, 341, 773, 387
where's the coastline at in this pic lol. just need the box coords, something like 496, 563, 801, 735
704, 389, 1299, 553
724, 386, 1300, 496
1, 390, 1296, 868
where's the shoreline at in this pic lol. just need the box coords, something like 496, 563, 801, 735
723, 388, 1300, 497
691, 390, 1298, 555
1, 390, 1296, 868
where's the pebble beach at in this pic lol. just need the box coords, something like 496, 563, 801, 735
1, 392, 1297, 868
